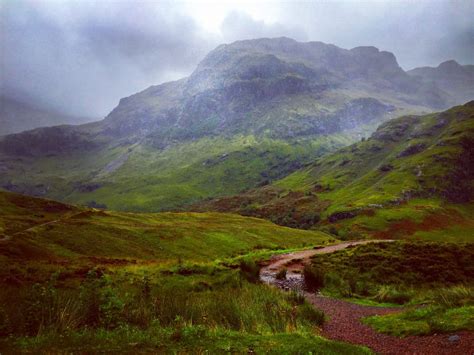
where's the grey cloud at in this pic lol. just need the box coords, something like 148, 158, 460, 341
276, 1, 474, 69
0, 0, 213, 118
1, 0, 472, 120
221, 11, 307, 43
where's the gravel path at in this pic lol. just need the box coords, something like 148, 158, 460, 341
306, 293, 473, 355
260, 241, 474, 355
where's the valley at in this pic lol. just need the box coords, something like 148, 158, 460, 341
0, 36, 473, 354
2, 38, 473, 212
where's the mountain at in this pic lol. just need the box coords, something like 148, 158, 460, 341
408, 60, 474, 106
0, 96, 95, 136
0, 38, 472, 211
192, 101, 474, 241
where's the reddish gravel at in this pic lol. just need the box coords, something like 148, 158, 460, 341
306, 293, 474, 355
261, 242, 474, 355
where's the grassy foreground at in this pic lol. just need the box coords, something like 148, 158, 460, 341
0, 191, 371, 353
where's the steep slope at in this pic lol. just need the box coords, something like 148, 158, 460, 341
193, 102, 474, 241
0, 38, 471, 211
100, 37, 449, 143
0, 96, 95, 136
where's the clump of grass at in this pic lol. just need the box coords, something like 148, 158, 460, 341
287, 291, 306, 305
373, 285, 413, 305
275, 268, 287, 280
363, 305, 474, 337
239, 259, 261, 283
297, 302, 325, 325
2, 266, 330, 340
363, 285, 474, 337
303, 265, 325, 292
432, 285, 473, 308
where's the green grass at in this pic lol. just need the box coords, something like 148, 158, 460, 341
6, 326, 371, 354
0, 133, 354, 212
305, 241, 474, 303
0, 191, 371, 353
1, 271, 369, 353
363, 304, 474, 337
0, 190, 333, 287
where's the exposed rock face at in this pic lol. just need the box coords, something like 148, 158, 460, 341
95, 38, 455, 145
397, 143, 427, 158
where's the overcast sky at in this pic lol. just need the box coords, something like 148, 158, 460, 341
1, 0, 473, 118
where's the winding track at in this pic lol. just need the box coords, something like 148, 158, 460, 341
0, 211, 87, 242
260, 241, 474, 355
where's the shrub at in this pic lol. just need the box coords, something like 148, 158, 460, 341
303, 265, 324, 292
275, 268, 287, 280
297, 302, 325, 326
323, 272, 352, 298
239, 259, 261, 284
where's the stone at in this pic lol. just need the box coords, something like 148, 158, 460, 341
448, 335, 460, 343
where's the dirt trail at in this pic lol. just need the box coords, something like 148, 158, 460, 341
0, 211, 86, 242
260, 240, 392, 285
260, 241, 474, 355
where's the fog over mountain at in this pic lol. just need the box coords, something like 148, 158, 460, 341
1, 0, 473, 119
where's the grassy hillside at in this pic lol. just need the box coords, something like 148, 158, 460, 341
0, 132, 359, 211
0, 190, 332, 269
193, 101, 474, 240
0, 191, 374, 354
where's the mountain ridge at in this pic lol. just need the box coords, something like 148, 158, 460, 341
0, 37, 473, 211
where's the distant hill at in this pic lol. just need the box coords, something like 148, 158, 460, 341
0, 96, 96, 136
408, 60, 474, 106
0, 190, 330, 266
0, 38, 473, 211
192, 101, 474, 241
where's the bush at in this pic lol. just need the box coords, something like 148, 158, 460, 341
303, 265, 324, 292
275, 268, 287, 280
239, 259, 261, 284
297, 302, 325, 326
324, 272, 352, 298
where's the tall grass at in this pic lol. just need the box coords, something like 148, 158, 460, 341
0, 269, 324, 338
431, 285, 473, 308
303, 265, 325, 292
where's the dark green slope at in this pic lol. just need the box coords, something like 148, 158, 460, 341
193, 102, 474, 241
